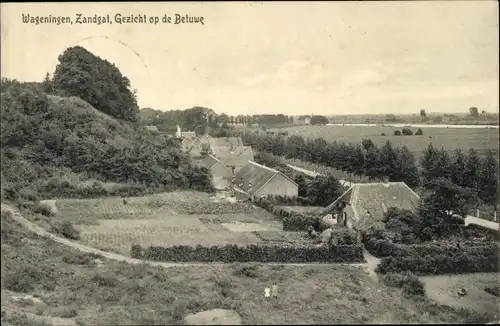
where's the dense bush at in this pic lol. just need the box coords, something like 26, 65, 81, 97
383, 271, 425, 296
394, 130, 402, 136
1, 81, 213, 201
401, 128, 413, 136
484, 285, 499, 297
52, 221, 80, 240
329, 228, 361, 245
31, 202, 54, 217
131, 244, 142, 258
282, 213, 321, 231
365, 237, 499, 258
137, 243, 364, 263
415, 128, 424, 135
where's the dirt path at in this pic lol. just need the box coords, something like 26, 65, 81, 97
0, 203, 379, 271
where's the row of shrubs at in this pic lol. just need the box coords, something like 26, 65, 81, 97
377, 252, 499, 275
131, 243, 365, 263
363, 228, 500, 275
364, 237, 500, 258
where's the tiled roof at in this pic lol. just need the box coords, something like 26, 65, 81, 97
201, 154, 222, 169
321, 182, 420, 228
234, 161, 297, 196
181, 132, 196, 138
211, 146, 254, 167
208, 137, 243, 148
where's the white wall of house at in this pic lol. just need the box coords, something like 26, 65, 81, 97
254, 173, 298, 198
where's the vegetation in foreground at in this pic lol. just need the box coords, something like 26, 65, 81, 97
1, 208, 491, 326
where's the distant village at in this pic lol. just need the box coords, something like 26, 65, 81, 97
173, 125, 299, 202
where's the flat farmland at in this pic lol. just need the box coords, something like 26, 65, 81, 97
270, 125, 499, 159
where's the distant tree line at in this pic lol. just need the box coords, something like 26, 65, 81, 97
241, 131, 498, 206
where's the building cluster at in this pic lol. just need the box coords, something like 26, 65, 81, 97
175, 125, 299, 199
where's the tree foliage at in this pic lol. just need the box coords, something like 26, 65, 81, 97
52, 46, 139, 123
310, 115, 329, 125
1, 79, 213, 200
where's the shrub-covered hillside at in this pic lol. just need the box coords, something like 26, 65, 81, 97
1, 47, 213, 203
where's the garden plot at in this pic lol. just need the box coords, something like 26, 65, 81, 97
54, 191, 266, 225
77, 216, 265, 255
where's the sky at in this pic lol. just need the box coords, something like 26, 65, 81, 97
1, 1, 498, 115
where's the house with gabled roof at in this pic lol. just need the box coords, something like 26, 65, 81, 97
317, 182, 421, 229
181, 137, 201, 155
211, 146, 254, 173
233, 161, 299, 200
199, 154, 232, 190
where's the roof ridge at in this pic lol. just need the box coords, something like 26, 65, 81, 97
248, 161, 278, 173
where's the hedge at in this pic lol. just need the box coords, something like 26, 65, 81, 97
254, 197, 322, 231
282, 213, 321, 231
364, 236, 500, 258
131, 243, 364, 263
376, 252, 499, 275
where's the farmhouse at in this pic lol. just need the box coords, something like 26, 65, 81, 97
200, 154, 232, 190
181, 137, 200, 154
210, 146, 254, 173
318, 182, 420, 229
233, 161, 299, 200
175, 125, 196, 138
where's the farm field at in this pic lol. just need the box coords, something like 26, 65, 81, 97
49, 191, 309, 255
268, 125, 499, 159
420, 273, 500, 318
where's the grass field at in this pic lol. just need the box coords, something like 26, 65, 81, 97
420, 273, 500, 318
2, 209, 488, 325
44, 192, 309, 255
269, 125, 499, 159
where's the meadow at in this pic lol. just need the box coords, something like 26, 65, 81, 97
268, 125, 499, 159
43, 191, 308, 255
1, 208, 485, 326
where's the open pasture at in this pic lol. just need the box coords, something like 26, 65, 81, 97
270, 125, 499, 159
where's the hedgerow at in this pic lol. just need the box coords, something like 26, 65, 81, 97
132, 243, 364, 263
376, 252, 499, 275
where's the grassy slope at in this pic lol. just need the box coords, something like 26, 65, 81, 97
1, 91, 210, 206
1, 207, 484, 325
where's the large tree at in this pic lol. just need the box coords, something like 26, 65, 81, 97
477, 150, 499, 205
52, 46, 139, 123
418, 178, 477, 239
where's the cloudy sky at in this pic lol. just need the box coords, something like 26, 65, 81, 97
1, 1, 498, 115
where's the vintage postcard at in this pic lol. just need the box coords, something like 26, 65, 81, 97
1, 1, 499, 325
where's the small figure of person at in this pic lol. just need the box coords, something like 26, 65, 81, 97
264, 285, 270, 299
272, 283, 278, 300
